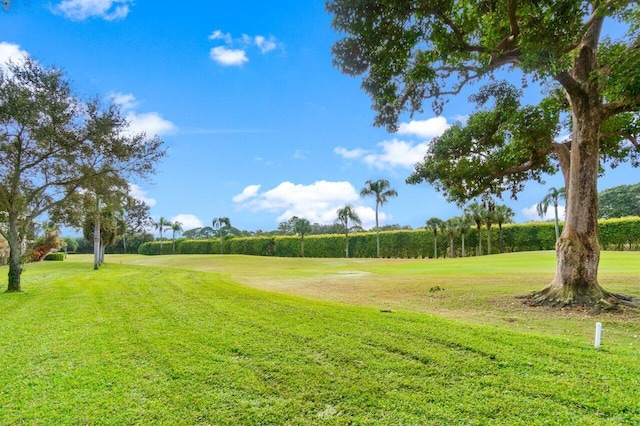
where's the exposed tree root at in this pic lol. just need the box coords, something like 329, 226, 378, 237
522, 285, 640, 313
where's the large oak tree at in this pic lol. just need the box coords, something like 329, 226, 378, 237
0, 58, 165, 292
327, 0, 640, 307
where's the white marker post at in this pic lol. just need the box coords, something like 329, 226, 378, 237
595, 322, 602, 348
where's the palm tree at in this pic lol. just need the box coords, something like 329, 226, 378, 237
336, 205, 362, 258
154, 216, 170, 255
484, 198, 497, 255
445, 217, 459, 258
465, 201, 486, 256
425, 217, 444, 259
360, 179, 398, 258
494, 205, 515, 253
292, 217, 312, 257
454, 214, 472, 257
171, 221, 183, 254
537, 187, 566, 241
212, 217, 231, 254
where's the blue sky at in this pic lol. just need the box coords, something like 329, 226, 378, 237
1, 1, 636, 234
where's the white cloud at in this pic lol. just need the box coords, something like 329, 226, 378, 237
129, 183, 156, 207
208, 30, 281, 66
354, 205, 388, 230
232, 184, 261, 203
363, 138, 430, 170
254, 35, 277, 53
53, 0, 132, 21
170, 214, 203, 231
111, 92, 177, 136
397, 117, 450, 139
235, 180, 377, 226
292, 149, 307, 160
522, 204, 565, 222
334, 146, 369, 160
0, 42, 28, 67
336, 116, 451, 171
336, 138, 430, 170
208, 30, 232, 44
125, 111, 177, 136
110, 92, 138, 110
210, 46, 249, 66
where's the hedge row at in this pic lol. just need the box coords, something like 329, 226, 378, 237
138, 217, 640, 258
44, 252, 65, 261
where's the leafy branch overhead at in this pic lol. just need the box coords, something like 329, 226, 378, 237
329, 0, 639, 128
330, 0, 639, 202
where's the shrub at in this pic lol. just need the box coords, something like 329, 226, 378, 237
44, 252, 65, 261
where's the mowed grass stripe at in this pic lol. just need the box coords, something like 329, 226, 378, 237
102, 251, 640, 350
0, 259, 638, 424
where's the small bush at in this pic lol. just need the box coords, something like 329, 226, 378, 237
44, 252, 65, 261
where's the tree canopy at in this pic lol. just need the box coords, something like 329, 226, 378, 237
598, 183, 640, 218
0, 58, 165, 291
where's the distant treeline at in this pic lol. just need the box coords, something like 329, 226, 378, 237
138, 217, 640, 258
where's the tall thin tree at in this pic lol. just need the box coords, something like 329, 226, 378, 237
360, 179, 397, 258
171, 221, 183, 254
154, 217, 170, 255
537, 187, 566, 241
494, 205, 515, 253
445, 217, 459, 258
336, 205, 361, 258
454, 215, 472, 258
212, 217, 231, 254
465, 202, 486, 256
292, 217, 312, 257
425, 217, 444, 259
484, 197, 497, 255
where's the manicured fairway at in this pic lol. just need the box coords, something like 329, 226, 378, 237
104, 251, 640, 349
1, 253, 639, 424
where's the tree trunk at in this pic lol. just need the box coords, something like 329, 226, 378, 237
487, 225, 492, 255
461, 234, 466, 258
553, 203, 560, 241
345, 229, 349, 258
449, 234, 454, 258
6, 215, 22, 292
529, 70, 633, 308
93, 214, 101, 270
375, 203, 380, 258
433, 233, 437, 259
100, 242, 106, 265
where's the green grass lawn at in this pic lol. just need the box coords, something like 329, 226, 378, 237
1, 253, 639, 424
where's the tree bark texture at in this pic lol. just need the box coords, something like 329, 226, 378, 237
93, 215, 101, 270
533, 93, 608, 305
6, 216, 22, 292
